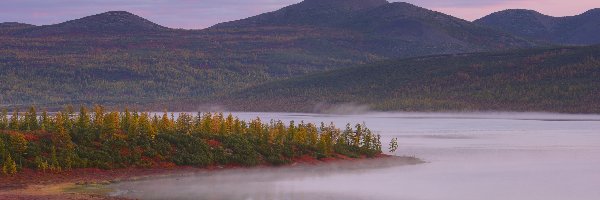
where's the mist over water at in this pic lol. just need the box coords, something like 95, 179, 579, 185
111, 112, 600, 200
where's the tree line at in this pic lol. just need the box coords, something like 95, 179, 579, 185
0, 105, 382, 175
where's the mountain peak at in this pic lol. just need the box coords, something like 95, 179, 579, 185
74, 11, 164, 28
0, 22, 35, 28
498, 9, 541, 14
212, 0, 389, 28
580, 8, 600, 16
477, 9, 548, 20
99, 11, 136, 16
0, 22, 36, 35
475, 9, 554, 25
15, 11, 168, 36
90, 11, 144, 21
476, 8, 600, 45
300, 0, 388, 11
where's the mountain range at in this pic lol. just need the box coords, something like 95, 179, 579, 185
212, 0, 535, 58
0, 0, 599, 113
476, 8, 600, 45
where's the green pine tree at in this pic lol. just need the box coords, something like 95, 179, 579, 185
0, 109, 8, 130
24, 106, 39, 131
2, 154, 17, 175
8, 109, 19, 131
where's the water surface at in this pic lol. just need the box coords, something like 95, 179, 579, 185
111, 112, 600, 200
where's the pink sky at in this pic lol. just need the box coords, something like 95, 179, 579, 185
416, 0, 600, 20
0, 0, 599, 29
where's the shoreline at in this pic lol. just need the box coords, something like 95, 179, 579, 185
0, 155, 423, 200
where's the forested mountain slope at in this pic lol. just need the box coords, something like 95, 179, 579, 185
476, 9, 600, 45
223, 45, 600, 113
0, 0, 539, 107
214, 0, 536, 58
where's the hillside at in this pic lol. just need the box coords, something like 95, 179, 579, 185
475, 9, 600, 45
0, 22, 35, 35
11, 11, 170, 37
222, 45, 600, 113
213, 0, 536, 58
0, 22, 35, 29
0, 1, 540, 107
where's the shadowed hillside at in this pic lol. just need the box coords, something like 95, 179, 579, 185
222, 45, 600, 113
476, 9, 600, 45
214, 0, 536, 58
0, 22, 35, 35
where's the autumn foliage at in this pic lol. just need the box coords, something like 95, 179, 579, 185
0, 105, 382, 175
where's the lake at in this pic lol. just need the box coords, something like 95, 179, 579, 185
109, 112, 600, 200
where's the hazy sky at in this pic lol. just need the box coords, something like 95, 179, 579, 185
1, 0, 599, 29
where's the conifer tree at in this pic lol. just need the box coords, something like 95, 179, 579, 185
128, 111, 139, 137
40, 110, 51, 131
151, 114, 160, 134
0, 109, 9, 130
296, 121, 308, 145
287, 121, 296, 143
158, 111, 173, 134
8, 109, 19, 131
9, 133, 27, 169
389, 138, 398, 153
354, 123, 363, 147
218, 119, 227, 135
225, 114, 234, 135
248, 117, 262, 136
101, 112, 119, 140
93, 105, 105, 137
342, 123, 353, 146
2, 153, 17, 175
360, 128, 369, 149
374, 134, 382, 152
212, 113, 223, 134
53, 113, 75, 169
306, 123, 318, 147
62, 105, 75, 132
49, 146, 61, 172
200, 112, 213, 135
121, 108, 131, 133
74, 106, 92, 144
232, 117, 242, 135
0, 138, 6, 173
0, 137, 4, 156
24, 106, 39, 131
175, 113, 192, 135
137, 112, 156, 139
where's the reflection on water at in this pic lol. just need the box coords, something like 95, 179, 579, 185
111, 112, 600, 200
110, 157, 421, 200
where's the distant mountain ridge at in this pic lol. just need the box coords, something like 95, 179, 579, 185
12, 11, 169, 36
475, 8, 600, 45
213, 0, 389, 27
212, 0, 535, 58
0, 22, 36, 34
0, 22, 35, 28
1, 0, 599, 112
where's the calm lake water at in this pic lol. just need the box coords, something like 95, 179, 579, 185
110, 112, 600, 200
